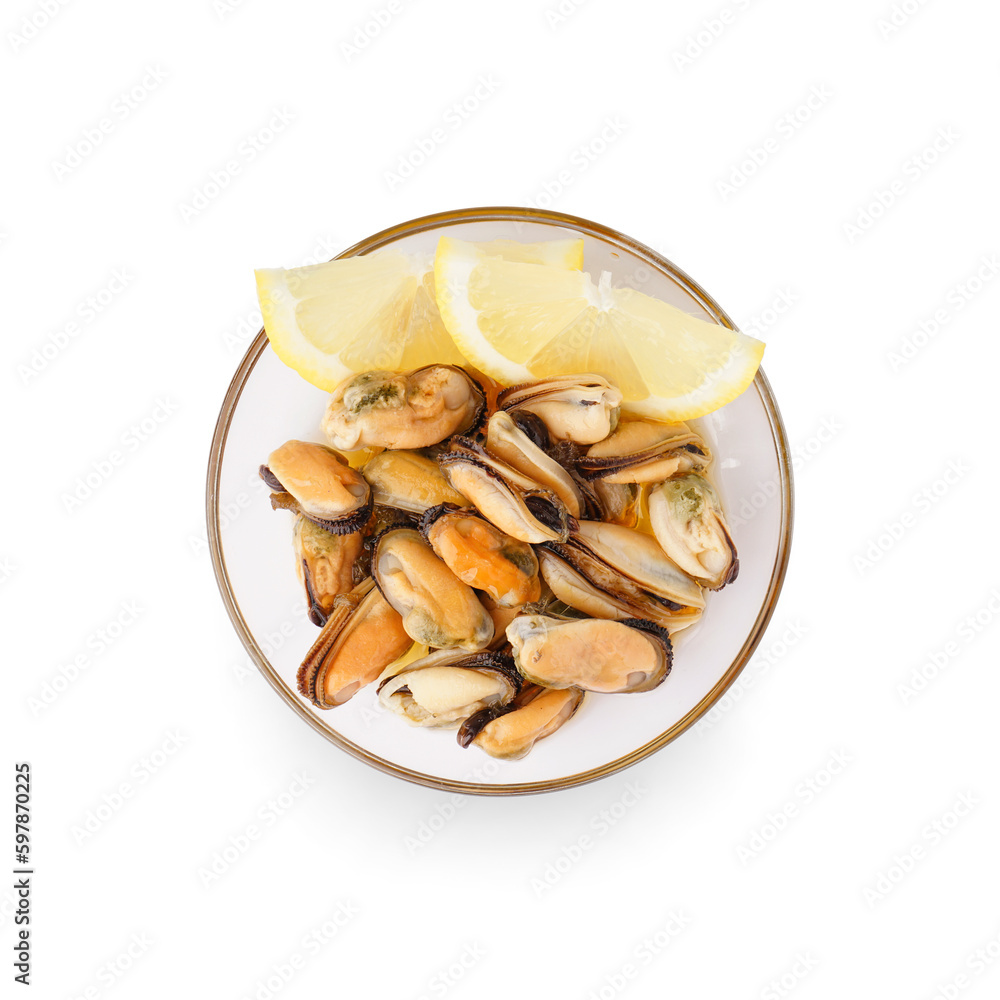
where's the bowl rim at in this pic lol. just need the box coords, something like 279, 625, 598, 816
206, 205, 794, 796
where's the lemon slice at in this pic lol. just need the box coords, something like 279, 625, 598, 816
471, 237, 583, 269
434, 237, 764, 421
255, 238, 584, 391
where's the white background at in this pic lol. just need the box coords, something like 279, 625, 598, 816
4, 0, 1000, 997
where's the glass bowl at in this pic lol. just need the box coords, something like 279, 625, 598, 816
206, 206, 793, 795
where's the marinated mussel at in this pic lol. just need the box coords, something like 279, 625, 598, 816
506, 615, 672, 693
292, 515, 364, 625
438, 438, 573, 544
484, 410, 585, 518
297, 578, 414, 708
372, 527, 494, 650
262, 354, 743, 764
420, 504, 541, 608
458, 683, 585, 760
577, 420, 709, 484
260, 440, 372, 534
538, 520, 705, 633
648, 474, 739, 590
322, 365, 484, 451
378, 648, 521, 727
497, 375, 623, 444
591, 479, 640, 528
362, 450, 469, 514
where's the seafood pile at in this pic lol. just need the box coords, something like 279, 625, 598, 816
259, 364, 738, 761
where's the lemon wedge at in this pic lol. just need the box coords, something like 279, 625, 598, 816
255, 238, 584, 391
470, 237, 583, 269
434, 237, 764, 421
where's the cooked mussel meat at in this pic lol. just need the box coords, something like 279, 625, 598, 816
591, 479, 640, 527
506, 615, 672, 693
293, 515, 364, 625
484, 410, 585, 517
538, 520, 705, 633
378, 648, 521, 727
648, 475, 738, 590
458, 683, 585, 760
260, 440, 372, 534
420, 504, 541, 608
497, 374, 622, 444
297, 578, 414, 708
372, 527, 494, 650
322, 365, 484, 450
438, 438, 572, 544
577, 420, 709, 484
362, 449, 469, 514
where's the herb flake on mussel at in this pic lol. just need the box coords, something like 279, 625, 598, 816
322, 365, 484, 451
648, 474, 739, 589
